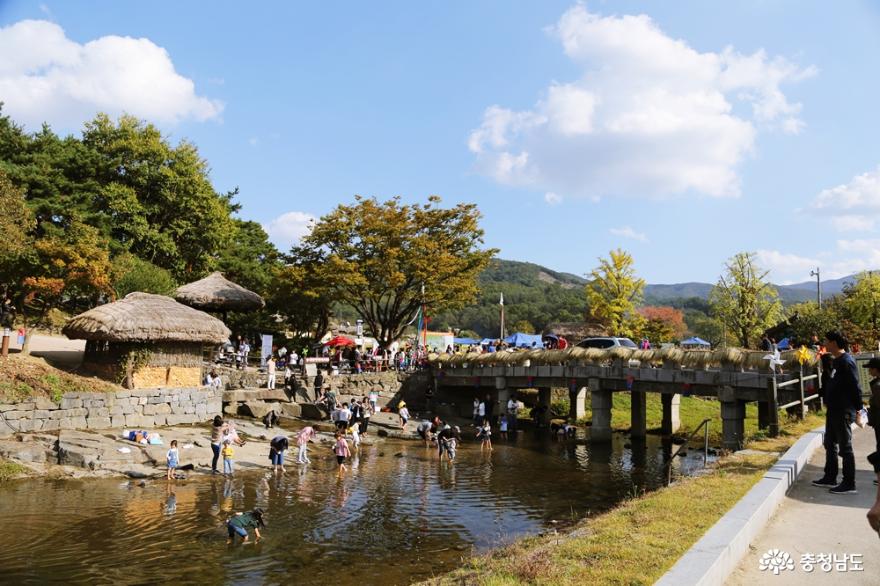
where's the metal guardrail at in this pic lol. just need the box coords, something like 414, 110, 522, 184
666, 417, 711, 485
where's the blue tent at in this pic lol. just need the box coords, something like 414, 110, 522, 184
504, 332, 545, 348
777, 337, 790, 350
453, 337, 479, 345
681, 336, 711, 347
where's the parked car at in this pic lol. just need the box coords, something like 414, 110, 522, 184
576, 337, 638, 349
576, 337, 640, 367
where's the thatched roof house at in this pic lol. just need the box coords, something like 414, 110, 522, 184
64, 293, 231, 389
174, 271, 265, 313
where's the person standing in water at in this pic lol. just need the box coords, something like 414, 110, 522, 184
166, 440, 179, 480
477, 420, 493, 451
398, 402, 410, 431
226, 508, 265, 544
269, 435, 289, 473
334, 432, 351, 472
296, 426, 316, 464
210, 416, 228, 474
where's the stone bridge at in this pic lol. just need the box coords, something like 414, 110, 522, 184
432, 361, 819, 449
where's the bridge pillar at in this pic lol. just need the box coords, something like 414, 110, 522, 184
569, 386, 587, 421
720, 398, 746, 451
538, 388, 552, 428
631, 390, 647, 438
757, 401, 769, 430
661, 393, 681, 435
590, 378, 612, 442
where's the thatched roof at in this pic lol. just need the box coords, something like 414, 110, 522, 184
63, 292, 231, 343
174, 271, 265, 312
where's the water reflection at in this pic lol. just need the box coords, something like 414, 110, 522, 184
0, 432, 701, 585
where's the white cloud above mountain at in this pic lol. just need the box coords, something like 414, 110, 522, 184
264, 211, 316, 251
468, 5, 815, 199
0, 19, 222, 129
757, 240, 880, 284
812, 165, 880, 232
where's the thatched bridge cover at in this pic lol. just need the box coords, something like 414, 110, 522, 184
174, 271, 265, 312
63, 292, 231, 343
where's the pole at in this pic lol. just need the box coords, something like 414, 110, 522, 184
499, 292, 505, 341
1, 328, 9, 358
798, 365, 806, 420
810, 267, 821, 309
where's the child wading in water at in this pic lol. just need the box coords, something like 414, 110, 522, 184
398, 401, 410, 431
166, 440, 179, 480
477, 420, 493, 451
499, 414, 508, 440
334, 432, 351, 472
222, 439, 235, 475
226, 508, 265, 544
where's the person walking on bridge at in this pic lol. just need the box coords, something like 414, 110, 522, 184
812, 331, 863, 495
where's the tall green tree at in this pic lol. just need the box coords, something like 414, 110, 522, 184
708, 252, 783, 348
294, 195, 497, 347
110, 253, 177, 298
0, 170, 34, 282
841, 271, 880, 347
585, 249, 645, 337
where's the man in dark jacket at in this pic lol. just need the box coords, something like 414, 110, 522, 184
812, 331, 863, 494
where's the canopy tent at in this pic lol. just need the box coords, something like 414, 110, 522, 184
681, 336, 711, 347
453, 337, 479, 345
325, 335, 356, 347
504, 332, 545, 348
777, 337, 791, 350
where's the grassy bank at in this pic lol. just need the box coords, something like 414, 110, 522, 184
425, 412, 824, 586
0, 458, 29, 482
0, 355, 119, 403
579, 392, 763, 446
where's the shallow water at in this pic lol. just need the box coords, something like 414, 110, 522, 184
0, 430, 705, 585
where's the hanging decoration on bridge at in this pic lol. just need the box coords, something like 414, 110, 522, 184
763, 349, 785, 373
626, 375, 634, 391
682, 382, 692, 397
527, 375, 534, 386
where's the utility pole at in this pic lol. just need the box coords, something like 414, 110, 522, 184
499, 292, 505, 341
810, 267, 821, 309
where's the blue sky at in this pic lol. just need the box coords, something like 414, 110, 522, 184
2, 1, 880, 284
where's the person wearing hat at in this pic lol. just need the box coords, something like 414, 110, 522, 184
227, 508, 266, 544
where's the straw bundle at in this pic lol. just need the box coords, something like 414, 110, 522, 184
174, 272, 265, 312
63, 292, 230, 343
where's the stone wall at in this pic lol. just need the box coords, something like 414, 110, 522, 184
0, 387, 223, 437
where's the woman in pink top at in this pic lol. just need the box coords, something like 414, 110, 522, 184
334, 432, 351, 472
296, 426, 316, 464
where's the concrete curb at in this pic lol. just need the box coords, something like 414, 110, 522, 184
655, 425, 826, 586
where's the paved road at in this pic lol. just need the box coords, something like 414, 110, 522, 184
7, 333, 85, 369
727, 425, 879, 585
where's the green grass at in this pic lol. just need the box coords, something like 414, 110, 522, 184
423, 410, 825, 586
0, 381, 36, 402
578, 392, 761, 446
0, 458, 29, 482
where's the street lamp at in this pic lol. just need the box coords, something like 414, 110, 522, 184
810, 267, 821, 309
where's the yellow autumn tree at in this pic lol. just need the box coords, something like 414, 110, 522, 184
292, 196, 497, 347
585, 249, 646, 338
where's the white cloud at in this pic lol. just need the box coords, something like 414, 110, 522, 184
812, 166, 880, 230
469, 5, 814, 199
544, 191, 562, 205
0, 20, 222, 129
757, 241, 880, 284
609, 226, 648, 242
830, 215, 874, 232
264, 211, 316, 250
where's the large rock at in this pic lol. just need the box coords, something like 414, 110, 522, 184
86, 416, 112, 430
240, 402, 275, 419
280, 403, 302, 418
299, 403, 326, 420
